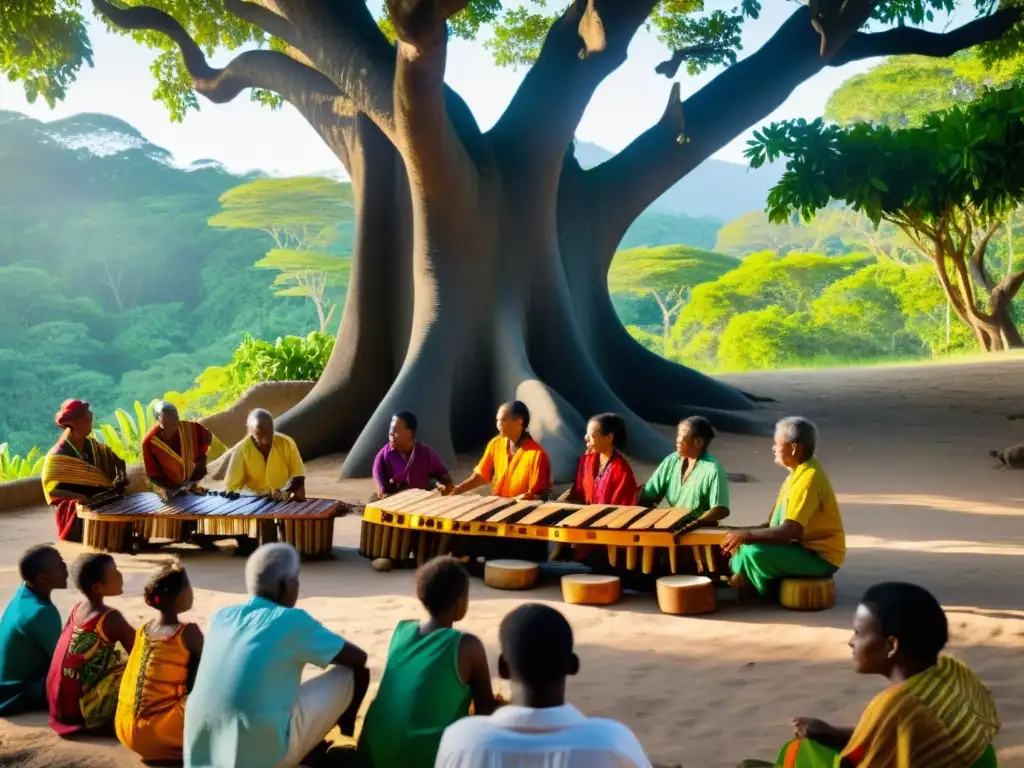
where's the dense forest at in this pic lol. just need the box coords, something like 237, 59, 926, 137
0, 110, 721, 455
3, 46, 1022, 459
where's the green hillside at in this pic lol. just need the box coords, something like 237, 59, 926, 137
0, 110, 320, 453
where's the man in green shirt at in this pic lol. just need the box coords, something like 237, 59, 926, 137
638, 416, 731, 527
0, 545, 68, 715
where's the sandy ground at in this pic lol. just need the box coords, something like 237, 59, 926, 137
2, 356, 1023, 768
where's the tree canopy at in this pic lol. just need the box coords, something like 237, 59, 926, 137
6, 0, 1024, 122
825, 49, 1024, 127
747, 82, 1024, 350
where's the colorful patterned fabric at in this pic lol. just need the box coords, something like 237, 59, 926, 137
47, 603, 127, 736
839, 656, 1000, 768
571, 452, 639, 506
142, 421, 224, 487
41, 433, 120, 541
116, 623, 192, 762
473, 435, 551, 498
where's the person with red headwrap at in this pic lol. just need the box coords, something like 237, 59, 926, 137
40, 400, 128, 542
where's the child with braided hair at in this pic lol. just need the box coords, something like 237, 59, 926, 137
115, 562, 204, 763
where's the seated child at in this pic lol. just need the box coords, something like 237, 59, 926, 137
47, 553, 134, 736
0, 546, 68, 715
116, 563, 204, 762
357, 556, 498, 768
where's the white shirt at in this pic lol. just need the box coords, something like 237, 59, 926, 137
434, 704, 652, 768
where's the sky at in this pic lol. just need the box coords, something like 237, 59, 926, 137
0, 5, 886, 177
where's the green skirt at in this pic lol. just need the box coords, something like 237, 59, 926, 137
738, 739, 999, 768
730, 543, 837, 596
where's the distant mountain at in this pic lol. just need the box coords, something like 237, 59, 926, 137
573, 140, 781, 221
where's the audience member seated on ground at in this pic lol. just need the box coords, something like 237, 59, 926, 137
562, 413, 639, 506
638, 416, 730, 526
358, 555, 498, 768
41, 399, 128, 543
183, 543, 370, 768
371, 411, 455, 500
722, 416, 845, 600
224, 409, 306, 500
47, 553, 134, 737
446, 401, 552, 500
435, 603, 652, 768
115, 563, 204, 763
0, 546, 68, 716
742, 582, 1001, 768
142, 400, 226, 499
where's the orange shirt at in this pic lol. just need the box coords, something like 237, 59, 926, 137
474, 435, 551, 498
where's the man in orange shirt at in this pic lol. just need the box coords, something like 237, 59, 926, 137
446, 401, 552, 500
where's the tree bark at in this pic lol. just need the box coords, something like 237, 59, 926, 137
95, 0, 1019, 480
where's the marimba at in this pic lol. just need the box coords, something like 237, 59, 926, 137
360, 490, 730, 579
78, 491, 347, 559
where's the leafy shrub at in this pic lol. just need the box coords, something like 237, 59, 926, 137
93, 400, 159, 464
170, 331, 334, 415
0, 443, 45, 481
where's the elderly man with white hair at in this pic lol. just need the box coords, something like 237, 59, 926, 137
721, 416, 846, 599
224, 409, 306, 500
184, 542, 369, 768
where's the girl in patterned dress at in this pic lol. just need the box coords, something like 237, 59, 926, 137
116, 563, 204, 762
47, 553, 135, 736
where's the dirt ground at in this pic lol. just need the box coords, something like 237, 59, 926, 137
1, 355, 1023, 767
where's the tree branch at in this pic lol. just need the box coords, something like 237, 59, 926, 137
655, 43, 740, 79
969, 219, 1002, 293
91, 0, 341, 105
587, 7, 825, 247
385, 0, 479, 196
833, 6, 1024, 64
223, 0, 301, 47
588, 4, 1022, 252
491, 0, 658, 164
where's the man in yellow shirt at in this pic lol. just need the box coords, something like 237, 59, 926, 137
722, 416, 845, 598
224, 409, 307, 500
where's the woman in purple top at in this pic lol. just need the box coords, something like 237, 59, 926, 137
372, 412, 454, 500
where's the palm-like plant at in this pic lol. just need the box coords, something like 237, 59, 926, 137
0, 444, 46, 481
93, 400, 159, 464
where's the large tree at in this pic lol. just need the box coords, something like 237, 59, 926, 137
5, 0, 1022, 479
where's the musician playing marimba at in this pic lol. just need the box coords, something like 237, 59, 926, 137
142, 401, 226, 499
446, 401, 552, 500
40, 399, 128, 543
637, 416, 730, 526
372, 411, 454, 500
224, 409, 307, 501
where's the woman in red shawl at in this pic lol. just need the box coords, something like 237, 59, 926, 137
40, 400, 127, 542
565, 413, 639, 506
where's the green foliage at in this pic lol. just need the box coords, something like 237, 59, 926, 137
172, 332, 334, 414
0, 112, 320, 455
747, 85, 1024, 226
0, 444, 45, 481
608, 245, 738, 295
210, 177, 353, 333
92, 400, 158, 464
714, 208, 913, 259
825, 50, 1024, 128
619, 210, 721, 251
4, 0, 1015, 119
747, 84, 1024, 348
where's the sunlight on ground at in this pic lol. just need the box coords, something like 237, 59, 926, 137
840, 493, 1024, 517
